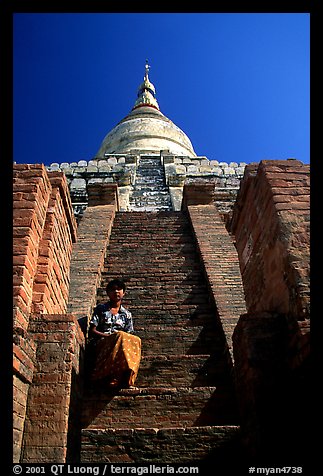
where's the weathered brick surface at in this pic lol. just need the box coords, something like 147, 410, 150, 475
67, 203, 117, 326
13, 166, 77, 320
81, 211, 240, 462
13, 164, 78, 462
82, 386, 237, 430
233, 311, 311, 462
13, 376, 30, 463
87, 182, 119, 208
136, 354, 230, 388
32, 174, 77, 314
81, 426, 241, 463
13, 164, 52, 329
182, 182, 215, 207
184, 200, 247, 362
13, 327, 37, 384
230, 160, 311, 461
21, 314, 85, 463
13, 157, 310, 464
229, 159, 310, 320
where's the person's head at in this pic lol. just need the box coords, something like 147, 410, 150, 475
106, 279, 126, 302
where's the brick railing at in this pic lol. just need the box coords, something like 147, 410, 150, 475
67, 183, 119, 332
182, 183, 247, 365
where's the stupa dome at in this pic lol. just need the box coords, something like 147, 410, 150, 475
96, 62, 197, 158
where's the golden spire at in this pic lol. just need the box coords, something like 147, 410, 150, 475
132, 60, 160, 110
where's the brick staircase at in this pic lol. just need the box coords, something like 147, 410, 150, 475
129, 156, 172, 211
80, 211, 241, 463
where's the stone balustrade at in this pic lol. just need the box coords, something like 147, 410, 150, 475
162, 156, 247, 182
46, 154, 247, 218
46, 155, 247, 186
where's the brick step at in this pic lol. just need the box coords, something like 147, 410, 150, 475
96, 295, 211, 309
106, 261, 200, 269
99, 285, 210, 297
125, 272, 205, 280
93, 304, 216, 322
110, 223, 190, 230
102, 267, 204, 278
136, 354, 231, 388
97, 280, 211, 293
135, 325, 223, 356
81, 425, 241, 463
101, 272, 209, 285
112, 229, 190, 235
101, 272, 204, 282
125, 309, 216, 324
97, 285, 210, 301
130, 193, 169, 200
105, 289, 210, 300
113, 214, 182, 219
130, 306, 215, 317
107, 244, 197, 254
113, 211, 182, 217
111, 217, 188, 223
103, 265, 202, 275
107, 236, 196, 245
111, 224, 188, 229
129, 206, 172, 212
130, 188, 170, 196
107, 244, 196, 253
108, 223, 193, 231
108, 237, 194, 245
109, 228, 192, 235
129, 201, 171, 210
111, 223, 189, 230
81, 386, 238, 430
134, 168, 165, 174
99, 281, 209, 291
131, 186, 169, 193
106, 243, 198, 252
105, 256, 199, 265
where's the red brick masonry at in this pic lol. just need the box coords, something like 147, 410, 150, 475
13, 160, 310, 463
13, 164, 79, 462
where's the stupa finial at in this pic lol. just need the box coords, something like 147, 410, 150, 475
145, 59, 150, 79
132, 60, 160, 111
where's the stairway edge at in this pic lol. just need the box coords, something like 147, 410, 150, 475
82, 424, 240, 434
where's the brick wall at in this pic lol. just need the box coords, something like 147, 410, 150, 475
229, 159, 310, 320
13, 164, 52, 331
21, 314, 85, 463
13, 165, 77, 319
32, 173, 77, 314
13, 164, 79, 462
13, 161, 310, 462
229, 160, 310, 461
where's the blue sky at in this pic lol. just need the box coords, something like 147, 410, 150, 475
13, 13, 310, 166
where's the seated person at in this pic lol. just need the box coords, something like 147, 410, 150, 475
89, 279, 141, 389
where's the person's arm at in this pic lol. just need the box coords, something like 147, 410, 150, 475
89, 323, 108, 338
123, 311, 134, 334
89, 305, 107, 338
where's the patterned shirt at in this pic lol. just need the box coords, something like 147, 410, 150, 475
90, 302, 134, 335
